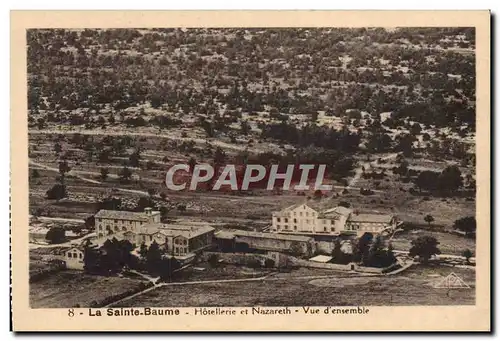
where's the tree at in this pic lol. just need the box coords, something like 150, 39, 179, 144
100, 167, 109, 181
54, 142, 62, 155
58, 161, 71, 178
136, 197, 156, 212
409, 236, 441, 263
159, 206, 169, 222
45, 227, 66, 244
188, 157, 197, 172
424, 214, 434, 226
367, 235, 386, 267
288, 242, 303, 257
386, 242, 397, 264
331, 239, 350, 264
139, 242, 148, 260
145, 241, 163, 274
240, 120, 251, 135
264, 258, 275, 268
30, 169, 40, 182
83, 243, 102, 274
354, 232, 373, 264
213, 147, 226, 166
453, 216, 476, 237
129, 150, 141, 168
46, 183, 67, 200
208, 254, 219, 268
119, 167, 132, 183
438, 165, 463, 193
414, 171, 440, 192
462, 249, 473, 264
84, 215, 95, 229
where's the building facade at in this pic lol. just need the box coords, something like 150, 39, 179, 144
271, 204, 398, 236
94, 207, 160, 239
94, 208, 215, 258
63, 247, 85, 270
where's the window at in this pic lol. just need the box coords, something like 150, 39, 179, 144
284, 225, 288, 230
324, 227, 327, 232
306, 219, 309, 224
331, 220, 335, 224
150, 236, 153, 241
284, 218, 288, 223
73, 253, 78, 258
293, 218, 297, 223
294, 225, 297, 230
331, 227, 335, 232
122, 226, 127, 231
114, 220, 118, 223
299, 212, 303, 217
293, 212, 296, 216
277, 218, 281, 222
79, 253, 83, 259
276, 224, 281, 229
67, 253, 72, 258
305, 212, 309, 217
129, 221, 132, 225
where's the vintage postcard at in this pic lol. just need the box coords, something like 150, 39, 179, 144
11, 10, 491, 332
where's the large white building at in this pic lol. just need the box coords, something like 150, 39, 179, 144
271, 203, 399, 236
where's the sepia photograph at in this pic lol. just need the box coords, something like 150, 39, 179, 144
10, 10, 491, 332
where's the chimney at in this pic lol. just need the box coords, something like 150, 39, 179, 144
144, 207, 152, 215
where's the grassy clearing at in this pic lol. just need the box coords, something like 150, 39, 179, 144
119, 265, 474, 307
30, 270, 146, 308
390, 230, 475, 255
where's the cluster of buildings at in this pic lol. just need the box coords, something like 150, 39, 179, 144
94, 208, 215, 259
56, 202, 399, 270
271, 203, 399, 237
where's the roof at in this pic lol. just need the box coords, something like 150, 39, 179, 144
132, 223, 215, 239
324, 206, 352, 216
95, 210, 150, 222
348, 213, 394, 224
215, 230, 236, 240
309, 255, 333, 263
65, 246, 85, 253
227, 229, 313, 242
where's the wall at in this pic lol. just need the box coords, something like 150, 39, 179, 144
202, 251, 271, 266
235, 234, 314, 256
287, 255, 385, 273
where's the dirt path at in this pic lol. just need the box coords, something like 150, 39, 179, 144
105, 273, 274, 307
29, 215, 84, 224
30, 128, 262, 153
29, 232, 96, 249
30, 159, 151, 196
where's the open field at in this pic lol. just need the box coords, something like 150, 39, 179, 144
30, 270, 147, 308
117, 265, 474, 307
390, 230, 475, 255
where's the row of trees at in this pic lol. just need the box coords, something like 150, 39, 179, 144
83, 239, 181, 280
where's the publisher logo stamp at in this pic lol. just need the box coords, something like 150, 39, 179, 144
433, 273, 471, 289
